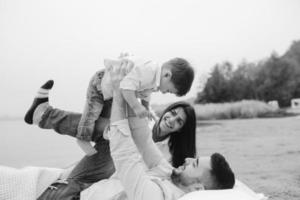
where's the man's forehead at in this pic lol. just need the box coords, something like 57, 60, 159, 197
198, 156, 210, 160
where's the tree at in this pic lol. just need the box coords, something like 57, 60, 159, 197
196, 40, 300, 107
197, 62, 233, 103
229, 61, 257, 101
255, 55, 298, 107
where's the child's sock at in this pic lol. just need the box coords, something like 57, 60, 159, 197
24, 80, 54, 124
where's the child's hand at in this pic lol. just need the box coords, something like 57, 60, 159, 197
134, 105, 150, 118
135, 89, 153, 99
149, 110, 159, 122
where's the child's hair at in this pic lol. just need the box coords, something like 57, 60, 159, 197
168, 58, 194, 96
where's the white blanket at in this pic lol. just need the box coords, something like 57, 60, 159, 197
178, 180, 268, 200
81, 179, 268, 200
0, 166, 62, 200
0, 166, 267, 200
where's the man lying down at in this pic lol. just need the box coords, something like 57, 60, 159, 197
103, 68, 235, 200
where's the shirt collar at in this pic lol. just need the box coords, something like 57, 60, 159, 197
161, 179, 185, 200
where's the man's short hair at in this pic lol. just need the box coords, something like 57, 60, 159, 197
168, 58, 194, 96
210, 153, 235, 189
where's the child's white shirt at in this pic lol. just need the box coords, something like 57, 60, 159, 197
101, 57, 161, 101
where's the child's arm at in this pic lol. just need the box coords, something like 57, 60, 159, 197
76, 139, 97, 156
121, 89, 150, 118
141, 99, 159, 122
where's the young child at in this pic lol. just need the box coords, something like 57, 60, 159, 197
77, 55, 195, 156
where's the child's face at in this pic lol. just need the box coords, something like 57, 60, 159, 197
160, 77, 178, 94
160, 63, 178, 95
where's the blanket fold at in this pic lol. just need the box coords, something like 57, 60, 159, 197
0, 166, 62, 200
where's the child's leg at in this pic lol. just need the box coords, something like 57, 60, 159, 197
76, 139, 97, 156
38, 105, 81, 138
24, 80, 54, 124
24, 79, 110, 139
77, 72, 105, 141
38, 106, 110, 140
24, 80, 84, 138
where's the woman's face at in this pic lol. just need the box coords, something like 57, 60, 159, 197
159, 107, 187, 136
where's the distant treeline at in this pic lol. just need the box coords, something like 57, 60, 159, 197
195, 40, 300, 107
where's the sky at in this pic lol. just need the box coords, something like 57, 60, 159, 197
0, 0, 300, 116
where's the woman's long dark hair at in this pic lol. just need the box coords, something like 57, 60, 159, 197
153, 101, 196, 168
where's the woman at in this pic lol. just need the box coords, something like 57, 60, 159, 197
26, 82, 196, 200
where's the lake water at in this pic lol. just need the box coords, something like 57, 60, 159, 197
0, 120, 84, 168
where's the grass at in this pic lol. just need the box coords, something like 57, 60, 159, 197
153, 100, 292, 120
193, 100, 279, 120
